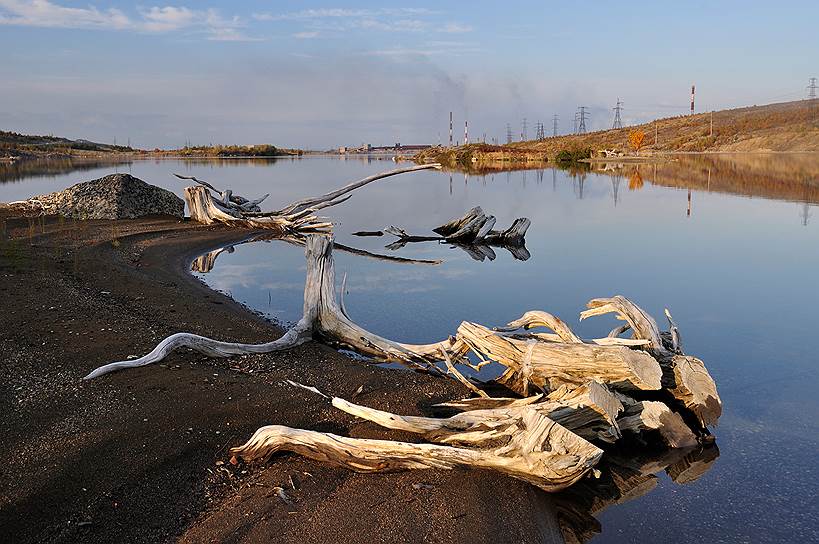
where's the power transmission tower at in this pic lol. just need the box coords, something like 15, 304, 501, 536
535, 122, 545, 140
522, 118, 528, 141
612, 98, 623, 129
573, 112, 579, 134
506, 123, 513, 144
807, 77, 817, 99
577, 107, 589, 134
552, 114, 559, 137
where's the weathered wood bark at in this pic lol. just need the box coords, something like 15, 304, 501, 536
335, 381, 621, 445
434, 381, 624, 443
660, 355, 722, 427
231, 398, 603, 492
457, 321, 663, 394
611, 400, 699, 448
581, 296, 664, 351
579, 295, 722, 428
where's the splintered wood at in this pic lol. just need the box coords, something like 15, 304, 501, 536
88, 234, 722, 493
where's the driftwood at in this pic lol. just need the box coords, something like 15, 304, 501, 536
458, 321, 663, 394
179, 164, 441, 233
433, 206, 530, 246
584, 296, 722, 427
84, 235, 461, 380
231, 396, 603, 492
381, 207, 532, 261
87, 233, 722, 494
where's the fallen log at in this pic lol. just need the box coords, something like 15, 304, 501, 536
337, 380, 621, 444
384, 207, 531, 261
458, 321, 663, 394
231, 398, 603, 492
86, 232, 722, 496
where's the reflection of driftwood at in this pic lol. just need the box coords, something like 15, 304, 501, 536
179, 164, 441, 233
191, 232, 442, 274
88, 234, 721, 496
85, 235, 460, 380
381, 207, 532, 261
554, 444, 720, 543
190, 245, 234, 273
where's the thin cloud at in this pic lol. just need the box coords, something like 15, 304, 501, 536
366, 44, 482, 58
440, 22, 473, 33
0, 0, 260, 40
0, 0, 130, 29
293, 31, 319, 39
254, 8, 436, 22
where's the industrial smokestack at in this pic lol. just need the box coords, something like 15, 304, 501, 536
690, 85, 695, 114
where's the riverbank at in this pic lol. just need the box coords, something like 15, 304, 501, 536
0, 214, 566, 544
415, 99, 819, 172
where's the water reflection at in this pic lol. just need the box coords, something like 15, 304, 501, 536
553, 444, 720, 542
0, 157, 132, 184
591, 153, 819, 205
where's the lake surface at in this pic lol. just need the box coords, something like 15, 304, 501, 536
3, 154, 818, 542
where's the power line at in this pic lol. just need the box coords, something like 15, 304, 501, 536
612, 98, 623, 129
577, 106, 589, 134
808, 77, 817, 99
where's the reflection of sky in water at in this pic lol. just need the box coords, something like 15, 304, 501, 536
189, 157, 819, 543
7, 156, 819, 542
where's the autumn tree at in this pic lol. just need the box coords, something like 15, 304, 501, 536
628, 130, 646, 155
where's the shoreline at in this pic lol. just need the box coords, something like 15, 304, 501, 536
0, 215, 565, 543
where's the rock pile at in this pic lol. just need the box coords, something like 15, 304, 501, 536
25, 173, 184, 219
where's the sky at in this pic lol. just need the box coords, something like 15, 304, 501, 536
1, 1, 817, 149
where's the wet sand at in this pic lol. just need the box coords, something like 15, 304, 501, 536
0, 214, 564, 543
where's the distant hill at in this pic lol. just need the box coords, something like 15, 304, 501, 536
0, 130, 133, 159
416, 100, 819, 168
0, 131, 304, 160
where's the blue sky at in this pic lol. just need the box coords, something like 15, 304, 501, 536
1, 1, 816, 148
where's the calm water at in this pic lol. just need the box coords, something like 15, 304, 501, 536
3, 155, 818, 542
